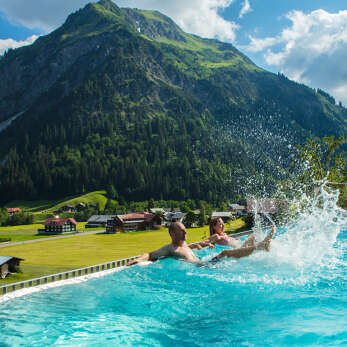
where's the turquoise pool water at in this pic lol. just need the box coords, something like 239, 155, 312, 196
0, 223, 345, 346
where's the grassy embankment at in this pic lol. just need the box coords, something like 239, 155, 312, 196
5, 190, 109, 223
0, 219, 245, 285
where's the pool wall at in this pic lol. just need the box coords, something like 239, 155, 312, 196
0, 255, 139, 296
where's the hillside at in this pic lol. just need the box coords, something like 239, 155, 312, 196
6, 191, 108, 213
0, 0, 346, 204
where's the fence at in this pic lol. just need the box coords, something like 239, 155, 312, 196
0, 255, 139, 295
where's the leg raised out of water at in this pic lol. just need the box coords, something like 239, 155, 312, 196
242, 234, 256, 247
210, 227, 276, 263
211, 245, 257, 262
256, 226, 275, 252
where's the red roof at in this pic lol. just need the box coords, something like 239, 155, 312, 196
7, 208, 21, 213
118, 212, 157, 222
44, 218, 77, 226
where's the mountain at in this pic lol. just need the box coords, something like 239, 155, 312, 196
0, 0, 346, 204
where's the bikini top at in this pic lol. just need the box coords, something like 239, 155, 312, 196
217, 235, 231, 245
215, 234, 241, 248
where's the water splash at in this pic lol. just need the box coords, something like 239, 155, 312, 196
206, 178, 346, 287
272, 181, 345, 268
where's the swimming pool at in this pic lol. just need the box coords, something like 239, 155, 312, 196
0, 224, 345, 346
0, 188, 346, 346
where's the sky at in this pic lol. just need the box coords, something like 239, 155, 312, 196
0, 0, 347, 105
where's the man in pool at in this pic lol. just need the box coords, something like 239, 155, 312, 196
126, 222, 275, 265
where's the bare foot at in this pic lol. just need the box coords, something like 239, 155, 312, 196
256, 226, 275, 252
242, 234, 256, 248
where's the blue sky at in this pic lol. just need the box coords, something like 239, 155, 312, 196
1, 0, 347, 104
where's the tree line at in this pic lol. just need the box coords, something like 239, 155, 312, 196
0, 80, 247, 205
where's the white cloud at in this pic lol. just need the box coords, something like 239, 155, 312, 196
244, 36, 278, 53
239, 0, 252, 19
0, 0, 239, 43
244, 9, 347, 105
0, 35, 38, 55
118, 0, 239, 42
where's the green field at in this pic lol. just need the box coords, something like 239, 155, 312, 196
0, 219, 245, 285
0, 222, 101, 243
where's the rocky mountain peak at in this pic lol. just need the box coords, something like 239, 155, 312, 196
123, 8, 186, 42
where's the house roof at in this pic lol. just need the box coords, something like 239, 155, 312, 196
7, 208, 21, 213
44, 218, 77, 226
0, 256, 24, 266
164, 212, 186, 220
117, 212, 158, 223
87, 215, 116, 223
212, 212, 232, 218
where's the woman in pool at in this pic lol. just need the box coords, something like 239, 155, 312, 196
208, 217, 256, 249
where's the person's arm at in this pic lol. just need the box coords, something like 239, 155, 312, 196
208, 234, 221, 244
189, 240, 215, 250
127, 244, 171, 266
126, 253, 150, 266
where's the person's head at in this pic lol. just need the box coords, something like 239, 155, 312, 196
209, 217, 225, 236
169, 222, 187, 243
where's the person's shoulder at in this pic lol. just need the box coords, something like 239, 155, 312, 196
167, 243, 177, 254
149, 243, 172, 260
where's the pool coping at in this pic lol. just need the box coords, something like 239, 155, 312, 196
0, 255, 140, 296
0, 229, 253, 297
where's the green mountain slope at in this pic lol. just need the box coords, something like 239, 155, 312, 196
0, 0, 346, 204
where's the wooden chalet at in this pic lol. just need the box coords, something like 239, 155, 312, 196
106, 212, 162, 233
0, 256, 24, 279
86, 215, 116, 228
42, 217, 77, 234
7, 207, 21, 215
60, 205, 75, 213
76, 202, 86, 211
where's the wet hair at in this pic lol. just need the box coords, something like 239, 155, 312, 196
209, 217, 223, 236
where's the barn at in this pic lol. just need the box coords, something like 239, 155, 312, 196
0, 256, 24, 279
